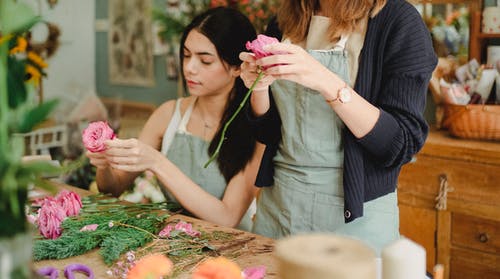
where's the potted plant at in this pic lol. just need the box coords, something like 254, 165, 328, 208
0, 1, 60, 278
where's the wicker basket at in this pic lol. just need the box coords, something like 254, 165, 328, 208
442, 104, 500, 141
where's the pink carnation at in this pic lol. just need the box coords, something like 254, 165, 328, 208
38, 199, 67, 239
56, 190, 82, 216
245, 34, 280, 59
82, 121, 116, 152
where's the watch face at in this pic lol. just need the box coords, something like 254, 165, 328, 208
339, 87, 351, 103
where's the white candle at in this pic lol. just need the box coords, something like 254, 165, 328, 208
275, 234, 377, 279
382, 237, 426, 279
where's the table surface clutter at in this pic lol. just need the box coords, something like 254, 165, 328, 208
31, 183, 278, 278
31, 183, 435, 279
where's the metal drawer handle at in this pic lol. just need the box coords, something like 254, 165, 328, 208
478, 233, 489, 243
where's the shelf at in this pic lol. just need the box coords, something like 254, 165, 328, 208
468, 7, 498, 62
476, 33, 500, 39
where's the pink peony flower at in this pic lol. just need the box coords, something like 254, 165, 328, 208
242, 265, 266, 279
56, 190, 82, 216
245, 34, 280, 59
37, 199, 67, 239
82, 121, 116, 152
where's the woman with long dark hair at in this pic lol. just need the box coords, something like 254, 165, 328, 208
87, 7, 262, 230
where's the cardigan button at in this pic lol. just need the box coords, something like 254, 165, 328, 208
344, 210, 351, 219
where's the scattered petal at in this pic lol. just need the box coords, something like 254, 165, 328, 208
242, 265, 266, 279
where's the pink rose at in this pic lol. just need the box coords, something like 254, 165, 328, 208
82, 121, 116, 152
38, 199, 67, 239
245, 34, 280, 59
56, 190, 82, 216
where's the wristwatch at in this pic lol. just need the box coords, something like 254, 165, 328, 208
325, 83, 352, 104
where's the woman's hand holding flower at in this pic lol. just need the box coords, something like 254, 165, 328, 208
256, 42, 337, 95
83, 121, 116, 170
239, 34, 281, 93
104, 138, 162, 173
240, 52, 275, 93
86, 150, 109, 169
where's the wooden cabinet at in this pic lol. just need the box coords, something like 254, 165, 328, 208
398, 129, 500, 279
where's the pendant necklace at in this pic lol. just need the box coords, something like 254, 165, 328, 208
198, 106, 217, 140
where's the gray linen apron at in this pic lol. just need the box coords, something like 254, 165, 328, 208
160, 98, 253, 231
252, 42, 399, 254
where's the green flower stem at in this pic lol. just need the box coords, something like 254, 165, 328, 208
113, 221, 159, 239
0, 2, 9, 149
204, 71, 265, 168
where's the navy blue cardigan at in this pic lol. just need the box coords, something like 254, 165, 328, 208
248, 0, 438, 223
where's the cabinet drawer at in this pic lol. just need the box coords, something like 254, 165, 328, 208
450, 247, 500, 279
451, 213, 500, 254
399, 155, 500, 206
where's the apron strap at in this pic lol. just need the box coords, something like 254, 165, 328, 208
334, 34, 349, 50
160, 97, 196, 154
178, 97, 196, 133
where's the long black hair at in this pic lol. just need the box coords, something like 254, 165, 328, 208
179, 7, 257, 183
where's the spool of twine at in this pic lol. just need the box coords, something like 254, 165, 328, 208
275, 234, 377, 279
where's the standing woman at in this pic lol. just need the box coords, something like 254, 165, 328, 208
240, 0, 437, 253
87, 7, 262, 231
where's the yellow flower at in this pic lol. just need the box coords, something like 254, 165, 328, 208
28, 51, 48, 68
0, 34, 14, 45
25, 64, 41, 85
127, 254, 173, 279
192, 257, 242, 279
9, 37, 27, 55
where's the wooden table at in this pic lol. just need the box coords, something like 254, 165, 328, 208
32, 183, 278, 278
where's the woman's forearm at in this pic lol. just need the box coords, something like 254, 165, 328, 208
152, 153, 257, 228
250, 90, 271, 117
319, 72, 380, 138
